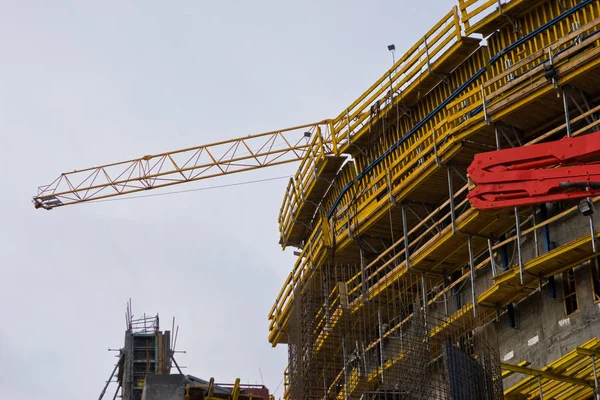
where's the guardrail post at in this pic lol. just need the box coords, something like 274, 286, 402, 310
453, 6, 461, 41
346, 109, 352, 146
424, 35, 432, 73
388, 71, 394, 106
329, 120, 338, 156
377, 306, 385, 383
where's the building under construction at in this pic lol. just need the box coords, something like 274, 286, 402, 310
267, 1, 600, 399
33, 0, 600, 398
98, 308, 271, 400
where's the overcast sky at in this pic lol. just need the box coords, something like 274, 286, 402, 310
0, 1, 456, 398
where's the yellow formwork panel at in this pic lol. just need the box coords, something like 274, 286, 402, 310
478, 229, 600, 309
271, 1, 600, 352
458, 0, 548, 36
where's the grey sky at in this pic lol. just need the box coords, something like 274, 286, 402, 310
0, 1, 456, 398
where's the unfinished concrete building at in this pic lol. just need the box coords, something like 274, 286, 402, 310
96, 310, 271, 400
269, 1, 600, 398
32, 0, 600, 398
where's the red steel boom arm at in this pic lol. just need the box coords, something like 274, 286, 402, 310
467, 131, 600, 210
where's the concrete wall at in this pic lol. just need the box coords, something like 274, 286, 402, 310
141, 374, 186, 400
474, 204, 600, 389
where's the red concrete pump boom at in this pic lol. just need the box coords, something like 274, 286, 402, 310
467, 132, 600, 210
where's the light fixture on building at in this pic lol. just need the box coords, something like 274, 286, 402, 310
579, 198, 595, 217
388, 44, 396, 65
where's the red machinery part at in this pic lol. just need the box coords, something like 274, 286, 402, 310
467, 131, 600, 210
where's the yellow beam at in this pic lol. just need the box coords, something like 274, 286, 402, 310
502, 361, 531, 379
501, 362, 593, 388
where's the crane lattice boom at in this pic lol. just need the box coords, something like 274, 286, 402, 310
34, 120, 332, 209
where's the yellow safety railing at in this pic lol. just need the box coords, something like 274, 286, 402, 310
457, 0, 527, 35
278, 125, 334, 247
269, 217, 329, 340
271, 0, 600, 346
331, 13, 600, 243
330, 7, 462, 155
484, 16, 600, 104
344, 186, 470, 304
330, 85, 483, 242
283, 365, 290, 399
312, 280, 345, 339
278, 178, 300, 245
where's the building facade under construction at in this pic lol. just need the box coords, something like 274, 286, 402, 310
268, 1, 600, 399
30, 0, 600, 398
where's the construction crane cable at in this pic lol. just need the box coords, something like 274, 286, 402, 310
78, 175, 292, 205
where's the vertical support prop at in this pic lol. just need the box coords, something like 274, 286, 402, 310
468, 236, 477, 320
98, 354, 122, 400
448, 167, 456, 234
488, 238, 497, 277
563, 86, 572, 137
515, 207, 524, 285
360, 246, 367, 298
323, 265, 331, 330
588, 197, 597, 253
422, 273, 428, 319
422, 272, 429, 349
342, 337, 349, 400
443, 274, 449, 317
532, 207, 540, 258
377, 306, 385, 383
494, 124, 501, 150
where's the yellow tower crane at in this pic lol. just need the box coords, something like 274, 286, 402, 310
33, 120, 332, 209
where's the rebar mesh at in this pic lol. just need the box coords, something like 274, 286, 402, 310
287, 265, 503, 400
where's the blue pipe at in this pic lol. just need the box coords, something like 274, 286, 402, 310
327, 180, 354, 219
327, 67, 487, 219
326, 0, 594, 221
